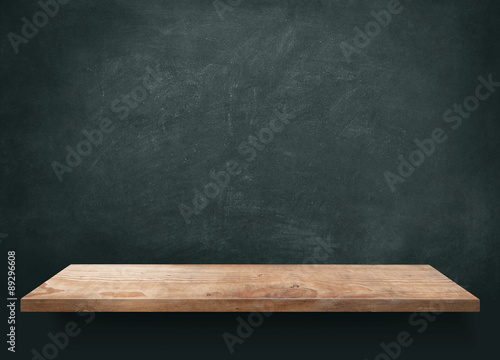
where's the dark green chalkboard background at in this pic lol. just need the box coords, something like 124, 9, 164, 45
1, 0, 499, 359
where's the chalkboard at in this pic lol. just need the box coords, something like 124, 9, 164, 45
2, 0, 499, 303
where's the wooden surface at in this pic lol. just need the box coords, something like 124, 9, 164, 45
21, 265, 479, 312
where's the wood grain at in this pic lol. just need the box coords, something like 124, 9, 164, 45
21, 265, 479, 312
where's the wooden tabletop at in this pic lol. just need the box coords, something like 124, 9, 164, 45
21, 264, 479, 312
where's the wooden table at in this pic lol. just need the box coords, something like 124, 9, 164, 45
21, 264, 479, 312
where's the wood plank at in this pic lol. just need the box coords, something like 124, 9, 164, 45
21, 265, 479, 312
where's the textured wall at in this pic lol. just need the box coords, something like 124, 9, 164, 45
1, 1, 499, 358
